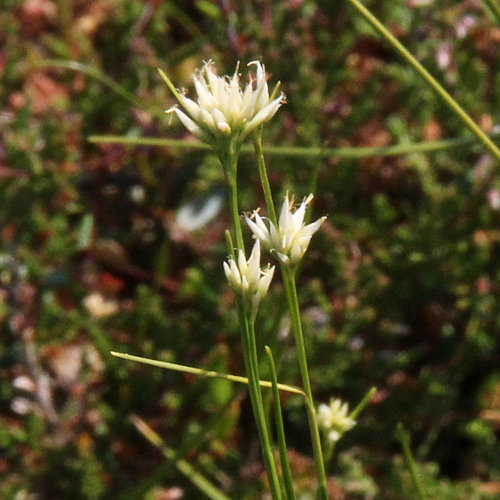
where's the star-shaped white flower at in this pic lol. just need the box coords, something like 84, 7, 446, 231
317, 398, 356, 442
245, 194, 326, 267
223, 240, 275, 320
160, 60, 285, 144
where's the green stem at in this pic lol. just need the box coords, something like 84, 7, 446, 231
350, 386, 378, 419
324, 439, 335, 464
241, 311, 282, 500
347, 0, 500, 164
396, 423, 427, 500
283, 269, 328, 500
252, 131, 277, 223
221, 148, 245, 251
88, 131, 500, 158
265, 346, 297, 500
228, 178, 245, 251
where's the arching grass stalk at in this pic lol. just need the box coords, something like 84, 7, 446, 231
44, 57, 500, 164
110, 350, 304, 395
347, 0, 500, 165
38, 60, 165, 119
88, 131, 500, 158
252, 130, 329, 500
131, 415, 231, 500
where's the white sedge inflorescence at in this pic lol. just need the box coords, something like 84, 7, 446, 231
317, 398, 356, 443
164, 60, 285, 144
223, 239, 275, 320
245, 194, 326, 267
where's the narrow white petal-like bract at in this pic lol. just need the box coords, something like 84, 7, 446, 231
248, 240, 261, 281
180, 96, 202, 121
245, 215, 271, 248
173, 109, 204, 139
244, 98, 282, 136
258, 265, 275, 297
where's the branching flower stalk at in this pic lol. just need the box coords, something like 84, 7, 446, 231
162, 61, 285, 498
163, 59, 334, 499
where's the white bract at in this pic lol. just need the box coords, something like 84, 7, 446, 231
317, 398, 356, 443
245, 194, 326, 267
223, 240, 275, 320
164, 60, 285, 144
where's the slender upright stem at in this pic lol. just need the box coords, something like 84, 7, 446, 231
222, 147, 245, 251
347, 0, 500, 164
323, 440, 335, 465
265, 346, 297, 500
396, 424, 427, 500
252, 132, 328, 499
283, 268, 328, 500
228, 178, 245, 251
252, 131, 277, 223
239, 309, 282, 500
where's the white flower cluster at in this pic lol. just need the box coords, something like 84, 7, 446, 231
317, 398, 356, 443
246, 194, 326, 267
164, 61, 285, 144
223, 240, 275, 320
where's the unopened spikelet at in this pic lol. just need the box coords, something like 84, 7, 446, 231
223, 240, 275, 320
317, 398, 356, 442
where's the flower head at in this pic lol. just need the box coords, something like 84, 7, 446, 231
161, 60, 285, 144
223, 239, 275, 320
245, 194, 326, 267
317, 398, 356, 443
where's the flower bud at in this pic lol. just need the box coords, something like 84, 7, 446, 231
317, 398, 356, 442
223, 240, 275, 320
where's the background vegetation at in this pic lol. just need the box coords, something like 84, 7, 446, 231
2, 0, 500, 498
